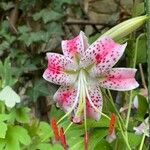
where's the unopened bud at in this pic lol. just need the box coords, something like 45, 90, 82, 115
102, 15, 148, 40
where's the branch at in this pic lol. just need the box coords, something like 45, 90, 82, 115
65, 19, 115, 27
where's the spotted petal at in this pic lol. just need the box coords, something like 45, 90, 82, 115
80, 37, 127, 75
86, 85, 103, 120
62, 31, 89, 60
98, 68, 139, 91
43, 53, 77, 86
54, 86, 78, 112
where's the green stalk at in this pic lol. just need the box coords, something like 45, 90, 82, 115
106, 89, 125, 128
125, 34, 143, 135
139, 132, 146, 150
146, 0, 150, 111
103, 89, 131, 149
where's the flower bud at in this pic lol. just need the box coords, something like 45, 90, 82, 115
101, 15, 148, 40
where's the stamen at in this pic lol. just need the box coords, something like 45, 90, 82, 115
108, 113, 116, 135
64, 122, 73, 133
50, 118, 59, 141
71, 69, 85, 123
80, 70, 87, 131
84, 131, 89, 150
85, 86, 110, 120
57, 78, 81, 124
60, 127, 67, 150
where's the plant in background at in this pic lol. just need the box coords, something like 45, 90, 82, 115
43, 31, 139, 149
0, 59, 62, 150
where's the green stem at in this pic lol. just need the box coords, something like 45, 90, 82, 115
145, 0, 150, 114
125, 33, 144, 138
139, 132, 146, 150
117, 118, 132, 150
106, 89, 125, 128
103, 89, 131, 149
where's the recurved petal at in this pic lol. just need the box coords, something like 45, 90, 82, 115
80, 36, 127, 75
43, 53, 78, 86
86, 85, 103, 120
61, 31, 89, 60
54, 86, 78, 113
98, 68, 139, 91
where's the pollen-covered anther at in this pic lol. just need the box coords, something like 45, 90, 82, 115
50, 118, 60, 141
84, 131, 89, 150
108, 113, 116, 135
60, 127, 67, 150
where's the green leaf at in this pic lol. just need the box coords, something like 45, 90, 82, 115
13, 126, 31, 145
135, 95, 148, 120
37, 122, 53, 141
0, 58, 17, 87
10, 107, 30, 123
88, 128, 108, 150
45, 22, 64, 36
33, 9, 45, 21
52, 144, 64, 150
18, 33, 31, 46
94, 139, 112, 150
33, 9, 64, 23
0, 138, 6, 149
30, 31, 50, 42
136, 34, 147, 64
128, 132, 142, 149
0, 2, 14, 11
69, 136, 84, 150
5, 126, 31, 147
27, 79, 49, 102
133, 2, 145, 17
0, 121, 7, 138
36, 143, 52, 150
43, 10, 64, 23
0, 114, 10, 121
18, 25, 30, 33
0, 41, 10, 51
0, 86, 20, 108
5, 127, 20, 150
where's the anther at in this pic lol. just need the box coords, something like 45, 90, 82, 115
50, 118, 60, 141
108, 113, 116, 135
84, 131, 89, 150
60, 127, 67, 150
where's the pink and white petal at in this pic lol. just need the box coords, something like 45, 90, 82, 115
53, 86, 78, 112
61, 31, 89, 60
80, 36, 127, 75
43, 53, 78, 86
99, 68, 139, 91
86, 86, 103, 120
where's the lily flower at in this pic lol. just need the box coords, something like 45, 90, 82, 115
43, 31, 139, 144
43, 31, 138, 123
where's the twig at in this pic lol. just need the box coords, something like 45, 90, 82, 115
65, 19, 115, 27
6, 16, 18, 34
139, 63, 148, 90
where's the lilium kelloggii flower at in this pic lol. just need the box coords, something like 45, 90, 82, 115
43, 31, 139, 148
